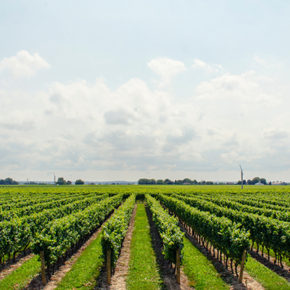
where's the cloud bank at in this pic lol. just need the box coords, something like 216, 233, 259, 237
0, 52, 289, 181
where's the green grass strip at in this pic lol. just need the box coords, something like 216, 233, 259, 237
245, 256, 290, 290
182, 238, 229, 289
252, 241, 290, 267
126, 203, 162, 290
0, 255, 40, 290
56, 231, 104, 289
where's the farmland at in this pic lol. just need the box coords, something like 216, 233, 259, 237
0, 185, 289, 289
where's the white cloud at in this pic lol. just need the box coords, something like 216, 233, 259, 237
0, 55, 290, 180
192, 58, 223, 73
0, 50, 50, 78
148, 57, 185, 87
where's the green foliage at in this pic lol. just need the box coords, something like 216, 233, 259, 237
0, 177, 18, 185
75, 179, 84, 185
33, 194, 124, 265
145, 195, 184, 263
0, 193, 110, 264
101, 194, 136, 268
156, 194, 249, 264
56, 177, 66, 185
168, 193, 290, 260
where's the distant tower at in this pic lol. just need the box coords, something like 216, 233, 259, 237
240, 165, 244, 189
53, 173, 56, 185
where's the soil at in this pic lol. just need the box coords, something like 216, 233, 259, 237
146, 206, 192, 290
0, 253, 34, 281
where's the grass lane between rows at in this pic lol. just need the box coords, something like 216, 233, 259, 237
182, 238, 229, 289
126, 203, 162, 290
56, 232, 104, 289
0, 255, 40, 290
245, 255, 290, 290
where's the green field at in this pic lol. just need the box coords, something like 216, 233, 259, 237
0, 185, 289, 289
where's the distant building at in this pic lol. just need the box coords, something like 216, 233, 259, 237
255, 182, 264, 185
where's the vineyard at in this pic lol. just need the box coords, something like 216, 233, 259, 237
0, 185, 289, 289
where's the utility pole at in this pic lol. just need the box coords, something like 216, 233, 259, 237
240, 165, 244, 189
53, 173, 56, 185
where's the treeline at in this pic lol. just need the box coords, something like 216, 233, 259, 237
0, 177, 18, 185
238, 177, 268, 185
138, 178, 214, 185
139, 177, 269, 185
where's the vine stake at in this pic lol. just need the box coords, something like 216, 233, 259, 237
239, 250, 247, 283
107, 248, 111, 285
40, 251, 47, 285
176, 248, 181, 284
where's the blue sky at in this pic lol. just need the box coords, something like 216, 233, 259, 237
0, 1, 290, 181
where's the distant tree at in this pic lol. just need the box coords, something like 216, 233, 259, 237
183, 178, 192, 184
75, 179, 84, 185
56, 177, 66, 185
252, 177, 260, 184
238, 180, 246, 185
246, 177, 267, 185
205, 181, 214, 185
0, 177, 18, 185
164, 178, 173, 185
138, 178, 147, 184
175, 179, 183, 185
138, 178, 156, 184
156, 179, 164, 185
66, 180, 72, 185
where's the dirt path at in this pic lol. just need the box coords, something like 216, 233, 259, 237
146, 206, 192, 290
110, 205, 137, 290
0, 254, 34, 281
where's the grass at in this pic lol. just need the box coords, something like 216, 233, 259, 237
126, 203, 162, 290
245, 255, 290, 290
56, 230, 104, 289
182, 238, 229, 289
252, 241, 290, 267
0, 255, 40, 289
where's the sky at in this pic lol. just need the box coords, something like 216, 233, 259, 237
0, 0, 290, 182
